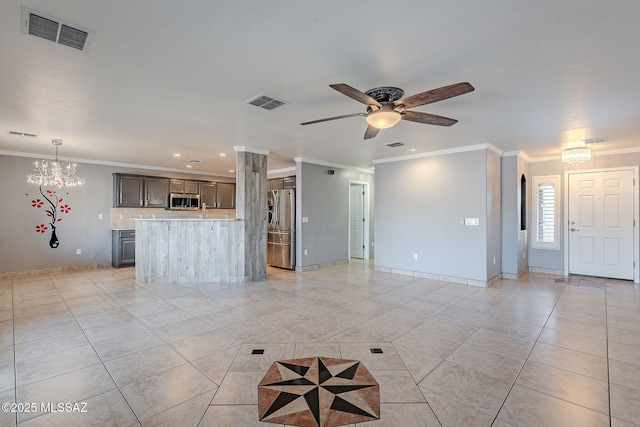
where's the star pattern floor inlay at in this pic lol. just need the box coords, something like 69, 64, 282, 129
258, 357, 380, 427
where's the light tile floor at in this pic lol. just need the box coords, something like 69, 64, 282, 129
1, 261, 639, 426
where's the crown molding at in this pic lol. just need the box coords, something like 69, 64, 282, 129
0, 150, 236, 178
294, 157, 374, 174
373, 143, 503, 165
233, 146, 270, 155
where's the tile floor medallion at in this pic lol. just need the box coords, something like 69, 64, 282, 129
258, 356, 380, 427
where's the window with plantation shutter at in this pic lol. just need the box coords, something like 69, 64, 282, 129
531, 175, 560, 250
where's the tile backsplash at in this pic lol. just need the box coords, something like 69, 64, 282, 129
110, 207, 235, 229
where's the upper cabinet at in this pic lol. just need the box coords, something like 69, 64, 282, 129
114, 174, 169, 208
268, 176, 296, 190
170, 179, 199, 194
114, 174, 234, 209
200, 182, 217, 207
216, 182, 236, 209
145, 178, 170, 207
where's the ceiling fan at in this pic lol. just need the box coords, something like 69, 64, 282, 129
300, 82, 474, 139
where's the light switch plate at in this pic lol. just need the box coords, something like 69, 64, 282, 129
465, 218, 479, 226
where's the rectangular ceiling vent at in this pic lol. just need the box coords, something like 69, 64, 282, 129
245, 94, 288, 111
21, 6, 95, 52
7, 130, 38, 138
386, 142, 405, 148
582, 137, 606, 145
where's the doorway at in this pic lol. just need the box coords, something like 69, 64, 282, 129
565, 167, 639, 281
349, 182, 369, 259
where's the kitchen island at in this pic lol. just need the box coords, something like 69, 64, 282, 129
135, 218, 266, 283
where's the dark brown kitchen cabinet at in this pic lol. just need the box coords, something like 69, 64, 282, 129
170, 179, 199, 194
200, 182, 217, 207
216, 182, 236, 209
116, 175, 144, 207
113, 174, 169, 208
112, 230, 135, 268
145, 178, 169, 207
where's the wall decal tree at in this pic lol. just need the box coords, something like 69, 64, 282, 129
31, 186, 71, 248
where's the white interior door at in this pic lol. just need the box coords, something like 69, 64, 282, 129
350, 184, 365, 259
568, 169, 635, 280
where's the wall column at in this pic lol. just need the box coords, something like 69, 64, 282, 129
234, 146, 269, 281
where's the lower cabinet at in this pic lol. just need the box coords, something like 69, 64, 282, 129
112, 230, 135, 268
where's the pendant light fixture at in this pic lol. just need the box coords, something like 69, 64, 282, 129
561, 146, 591, 166
26, 139, 85, 187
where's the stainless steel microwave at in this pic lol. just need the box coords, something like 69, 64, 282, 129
169, 193, 200, 210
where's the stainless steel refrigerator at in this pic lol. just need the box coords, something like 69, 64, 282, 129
267, 189, 295, 269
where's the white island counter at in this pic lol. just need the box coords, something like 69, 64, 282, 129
135, 218, 265, 283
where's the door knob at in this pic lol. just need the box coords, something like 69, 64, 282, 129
570, 228, 579, 232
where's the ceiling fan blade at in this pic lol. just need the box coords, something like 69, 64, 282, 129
396, 82, 474, 109
300, 112, 365, 126
401, 111, 458, 126
364, 125, 380, 139
329, 84, 381, 108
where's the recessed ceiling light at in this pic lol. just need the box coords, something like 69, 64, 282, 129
229, 169, 234, 173
173, 153, 181, 157
409, 148, 416, 152
186, 165, 193, 168
219, 153, 227, 157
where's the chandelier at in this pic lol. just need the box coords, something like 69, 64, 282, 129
561, 146, 591, 166
26, 139, 85, 187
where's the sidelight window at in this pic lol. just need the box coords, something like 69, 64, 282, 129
531, 175, 560, 250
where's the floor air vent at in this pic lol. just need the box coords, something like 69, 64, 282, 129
21, 7, 95, 52
245, 94, 288, 111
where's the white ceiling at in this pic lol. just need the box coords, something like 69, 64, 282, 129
2, 0, 640, 176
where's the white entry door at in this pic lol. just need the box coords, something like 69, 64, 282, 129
350, 184, 365, 259
568, 169, 635, 280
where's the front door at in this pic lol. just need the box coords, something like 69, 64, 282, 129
568, 169, 635, 280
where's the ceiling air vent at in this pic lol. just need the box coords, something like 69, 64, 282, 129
582, 137, 606, 145
245, 94, 288, 111
187, 159, 202, 163
7, 130, 38, 138
21, 7, 95, 52
386, 142, 405, 148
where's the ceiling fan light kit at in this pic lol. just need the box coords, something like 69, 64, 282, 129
365, 108, 402, 129
301, 82, 474, 139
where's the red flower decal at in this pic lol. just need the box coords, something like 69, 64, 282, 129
60, 204, 71, 213
46, 189, 55, 195
31, 199, 43, 208
35, 224, 48, 233
57, 218, 62, 222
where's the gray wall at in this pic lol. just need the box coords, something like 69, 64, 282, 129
296, 161, 374, 268
501, 154, 529, 275
0, 154, 234, 273
486, 150, 502, 280
374, 149, 494, 281
528, 151, 640, 273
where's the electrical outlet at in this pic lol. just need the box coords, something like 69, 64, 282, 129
98, 213, 103, 220
118, 214, 124, 220
413, 253, 418, 260
76, 249, 81, 255
493, 257, 496, 265
523, 252, 526, 259
304, 249, 308, 256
